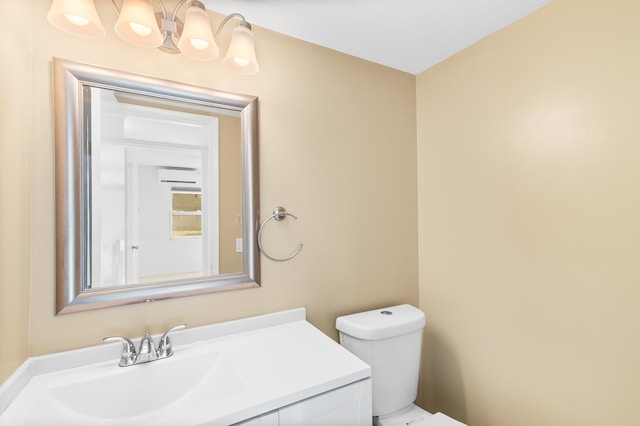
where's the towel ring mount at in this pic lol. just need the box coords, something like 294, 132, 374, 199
257, 206, 303, 262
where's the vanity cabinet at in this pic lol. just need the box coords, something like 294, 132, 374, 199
235, 379, 372, 426
279, 379, 371, 425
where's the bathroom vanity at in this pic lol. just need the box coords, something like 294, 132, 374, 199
0, 309, 372, 425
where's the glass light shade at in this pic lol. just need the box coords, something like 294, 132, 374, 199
114, 0, 163, 48
223, 24, 259, 75
47, 0, 105, 38
178, 5, 219, 61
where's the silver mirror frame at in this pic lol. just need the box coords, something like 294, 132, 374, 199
53, 58, 260, 315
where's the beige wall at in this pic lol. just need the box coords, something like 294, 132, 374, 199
417, 0, 640, 425
0, 0, 31, 384
0, 1, 418, 382
218, 114, 243, 274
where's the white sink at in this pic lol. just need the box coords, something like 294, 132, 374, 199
50, 349, 241, 420
0, 308, 371, 425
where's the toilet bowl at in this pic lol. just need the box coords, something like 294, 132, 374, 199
336, 304, 466, 426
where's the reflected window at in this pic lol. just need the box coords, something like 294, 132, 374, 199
171, 189, 202, 237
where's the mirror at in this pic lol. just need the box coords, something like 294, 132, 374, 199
53, 58, 260, 314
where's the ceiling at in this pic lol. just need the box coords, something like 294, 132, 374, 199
202, 0, 551, 75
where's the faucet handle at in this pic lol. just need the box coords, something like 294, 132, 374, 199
103, 336, 137, 367
157, 323, 187, 359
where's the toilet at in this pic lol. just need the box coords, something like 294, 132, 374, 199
336, 304, 466, 426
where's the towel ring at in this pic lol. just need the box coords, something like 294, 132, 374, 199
257, 206, 303, 262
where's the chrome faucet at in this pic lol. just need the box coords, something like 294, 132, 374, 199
103, 324, 187, 367
136, 333, 159, 363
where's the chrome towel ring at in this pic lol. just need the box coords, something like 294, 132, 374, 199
257, 206, 303, 262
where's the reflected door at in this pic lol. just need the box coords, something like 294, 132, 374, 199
126, 145, 209, 284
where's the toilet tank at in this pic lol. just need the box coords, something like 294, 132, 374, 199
335, 304, 426, 417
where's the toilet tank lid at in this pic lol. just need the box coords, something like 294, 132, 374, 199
335, 304, 426, 340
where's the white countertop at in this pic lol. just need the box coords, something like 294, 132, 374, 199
0, 308, 371, 425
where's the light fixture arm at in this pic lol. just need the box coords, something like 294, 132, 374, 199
170, 0, 188, 22
214, 13, 251, 39
109, 0, 120, 14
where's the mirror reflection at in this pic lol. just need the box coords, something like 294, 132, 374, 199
90, 88, 243, 287
53, 59, 260, 314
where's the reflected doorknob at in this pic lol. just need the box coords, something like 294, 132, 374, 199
130, 245, 139, 250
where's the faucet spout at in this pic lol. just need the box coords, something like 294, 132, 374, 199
136, 334, 159, 364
